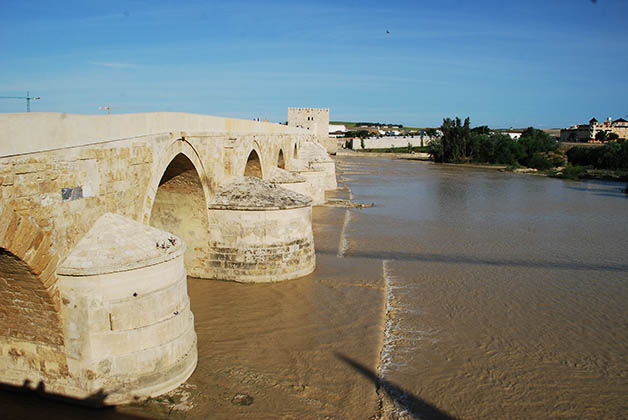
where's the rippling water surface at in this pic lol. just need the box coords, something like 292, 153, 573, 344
338, 155, 628, 419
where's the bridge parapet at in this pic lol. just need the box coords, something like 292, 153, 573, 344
0, 112, 309, 157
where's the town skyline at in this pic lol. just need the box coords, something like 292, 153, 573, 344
1, 0, 626, 128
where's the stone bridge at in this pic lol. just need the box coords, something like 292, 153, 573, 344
0, 111, 337, 405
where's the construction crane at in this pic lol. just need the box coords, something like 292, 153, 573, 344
0, 91, 40, 112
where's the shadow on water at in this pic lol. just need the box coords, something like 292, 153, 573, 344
335, 352, 459, 420
0, 380, 153, 420
319, 249, 628, 273
564, 184, 628, 198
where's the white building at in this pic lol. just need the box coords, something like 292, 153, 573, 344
329, 124, 346, 137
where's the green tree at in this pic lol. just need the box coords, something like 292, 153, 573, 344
344, 130, 370, 139
566, 139, 628, 170
475, 134, 495, 162
518, 127, 557, 167
425, 128, 438, 138
438, 117, 471, 163
495, 134, 525, 165
471, 125, 490, 135
595, 131, 608, 142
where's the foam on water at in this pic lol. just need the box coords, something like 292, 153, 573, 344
337, 209, 351, 257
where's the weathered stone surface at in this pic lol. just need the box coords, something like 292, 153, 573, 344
267, 166, 305, 184
295, 141, 338, 191
205, 206, 315, 283
56, 213, 197, 404
288, 169, 326, 205
267, 167, 319, 205
57, 213, 184, 276
209, 176, 312, 210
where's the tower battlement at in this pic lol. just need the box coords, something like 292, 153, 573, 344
288, 108, 329, 144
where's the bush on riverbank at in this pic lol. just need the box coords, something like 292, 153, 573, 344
548, 165, 587, 180
467, 132, 525, 165
549, 165, 628, 181
566, 140, 628, 170
518, 128, 559, 167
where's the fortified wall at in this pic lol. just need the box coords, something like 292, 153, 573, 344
288, 107, 337, 154
348, 136, 429, 150
0, 111, 337, 405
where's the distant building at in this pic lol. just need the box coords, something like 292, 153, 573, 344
328, 124, 346, 137
503, 130, 523, 140
560, 117, 628, 142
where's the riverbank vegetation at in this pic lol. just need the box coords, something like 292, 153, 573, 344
551, 140, 628, 181
565, 140, 628, 170
426, 117, 628, 183
427, 117, 562, 169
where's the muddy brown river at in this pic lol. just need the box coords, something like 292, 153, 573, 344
2, 154, 627, 419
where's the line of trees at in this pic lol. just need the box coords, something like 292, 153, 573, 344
566, 140, 628, 170
343, 130, 371, 139
595, 130, 620, 142
427, 117, 562, 169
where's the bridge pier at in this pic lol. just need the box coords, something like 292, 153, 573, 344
56, 213, 197, 404
204, 177, 315, 282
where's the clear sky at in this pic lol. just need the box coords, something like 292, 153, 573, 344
1, 0, 626, 128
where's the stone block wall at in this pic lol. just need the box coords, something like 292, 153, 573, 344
288, 170, 326, 205
0, 205, 70, 396
205, 207, 315, 282
57, 250, 197, 403
349, 136, 426, 150
0, 137, 163, 260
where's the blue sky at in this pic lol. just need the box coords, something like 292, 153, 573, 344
1, 0, 626, 128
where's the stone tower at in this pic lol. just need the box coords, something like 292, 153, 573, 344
288, 108, 330, 143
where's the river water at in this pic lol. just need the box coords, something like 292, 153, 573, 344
2, 154, 627, 419
336, 155, 628, 419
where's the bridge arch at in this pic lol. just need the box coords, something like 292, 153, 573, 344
143, 139, 213, 278
277, 149, 285, 169
242, 142, 265, 178
142, 138, 211, 224
0, 205, 64, 347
